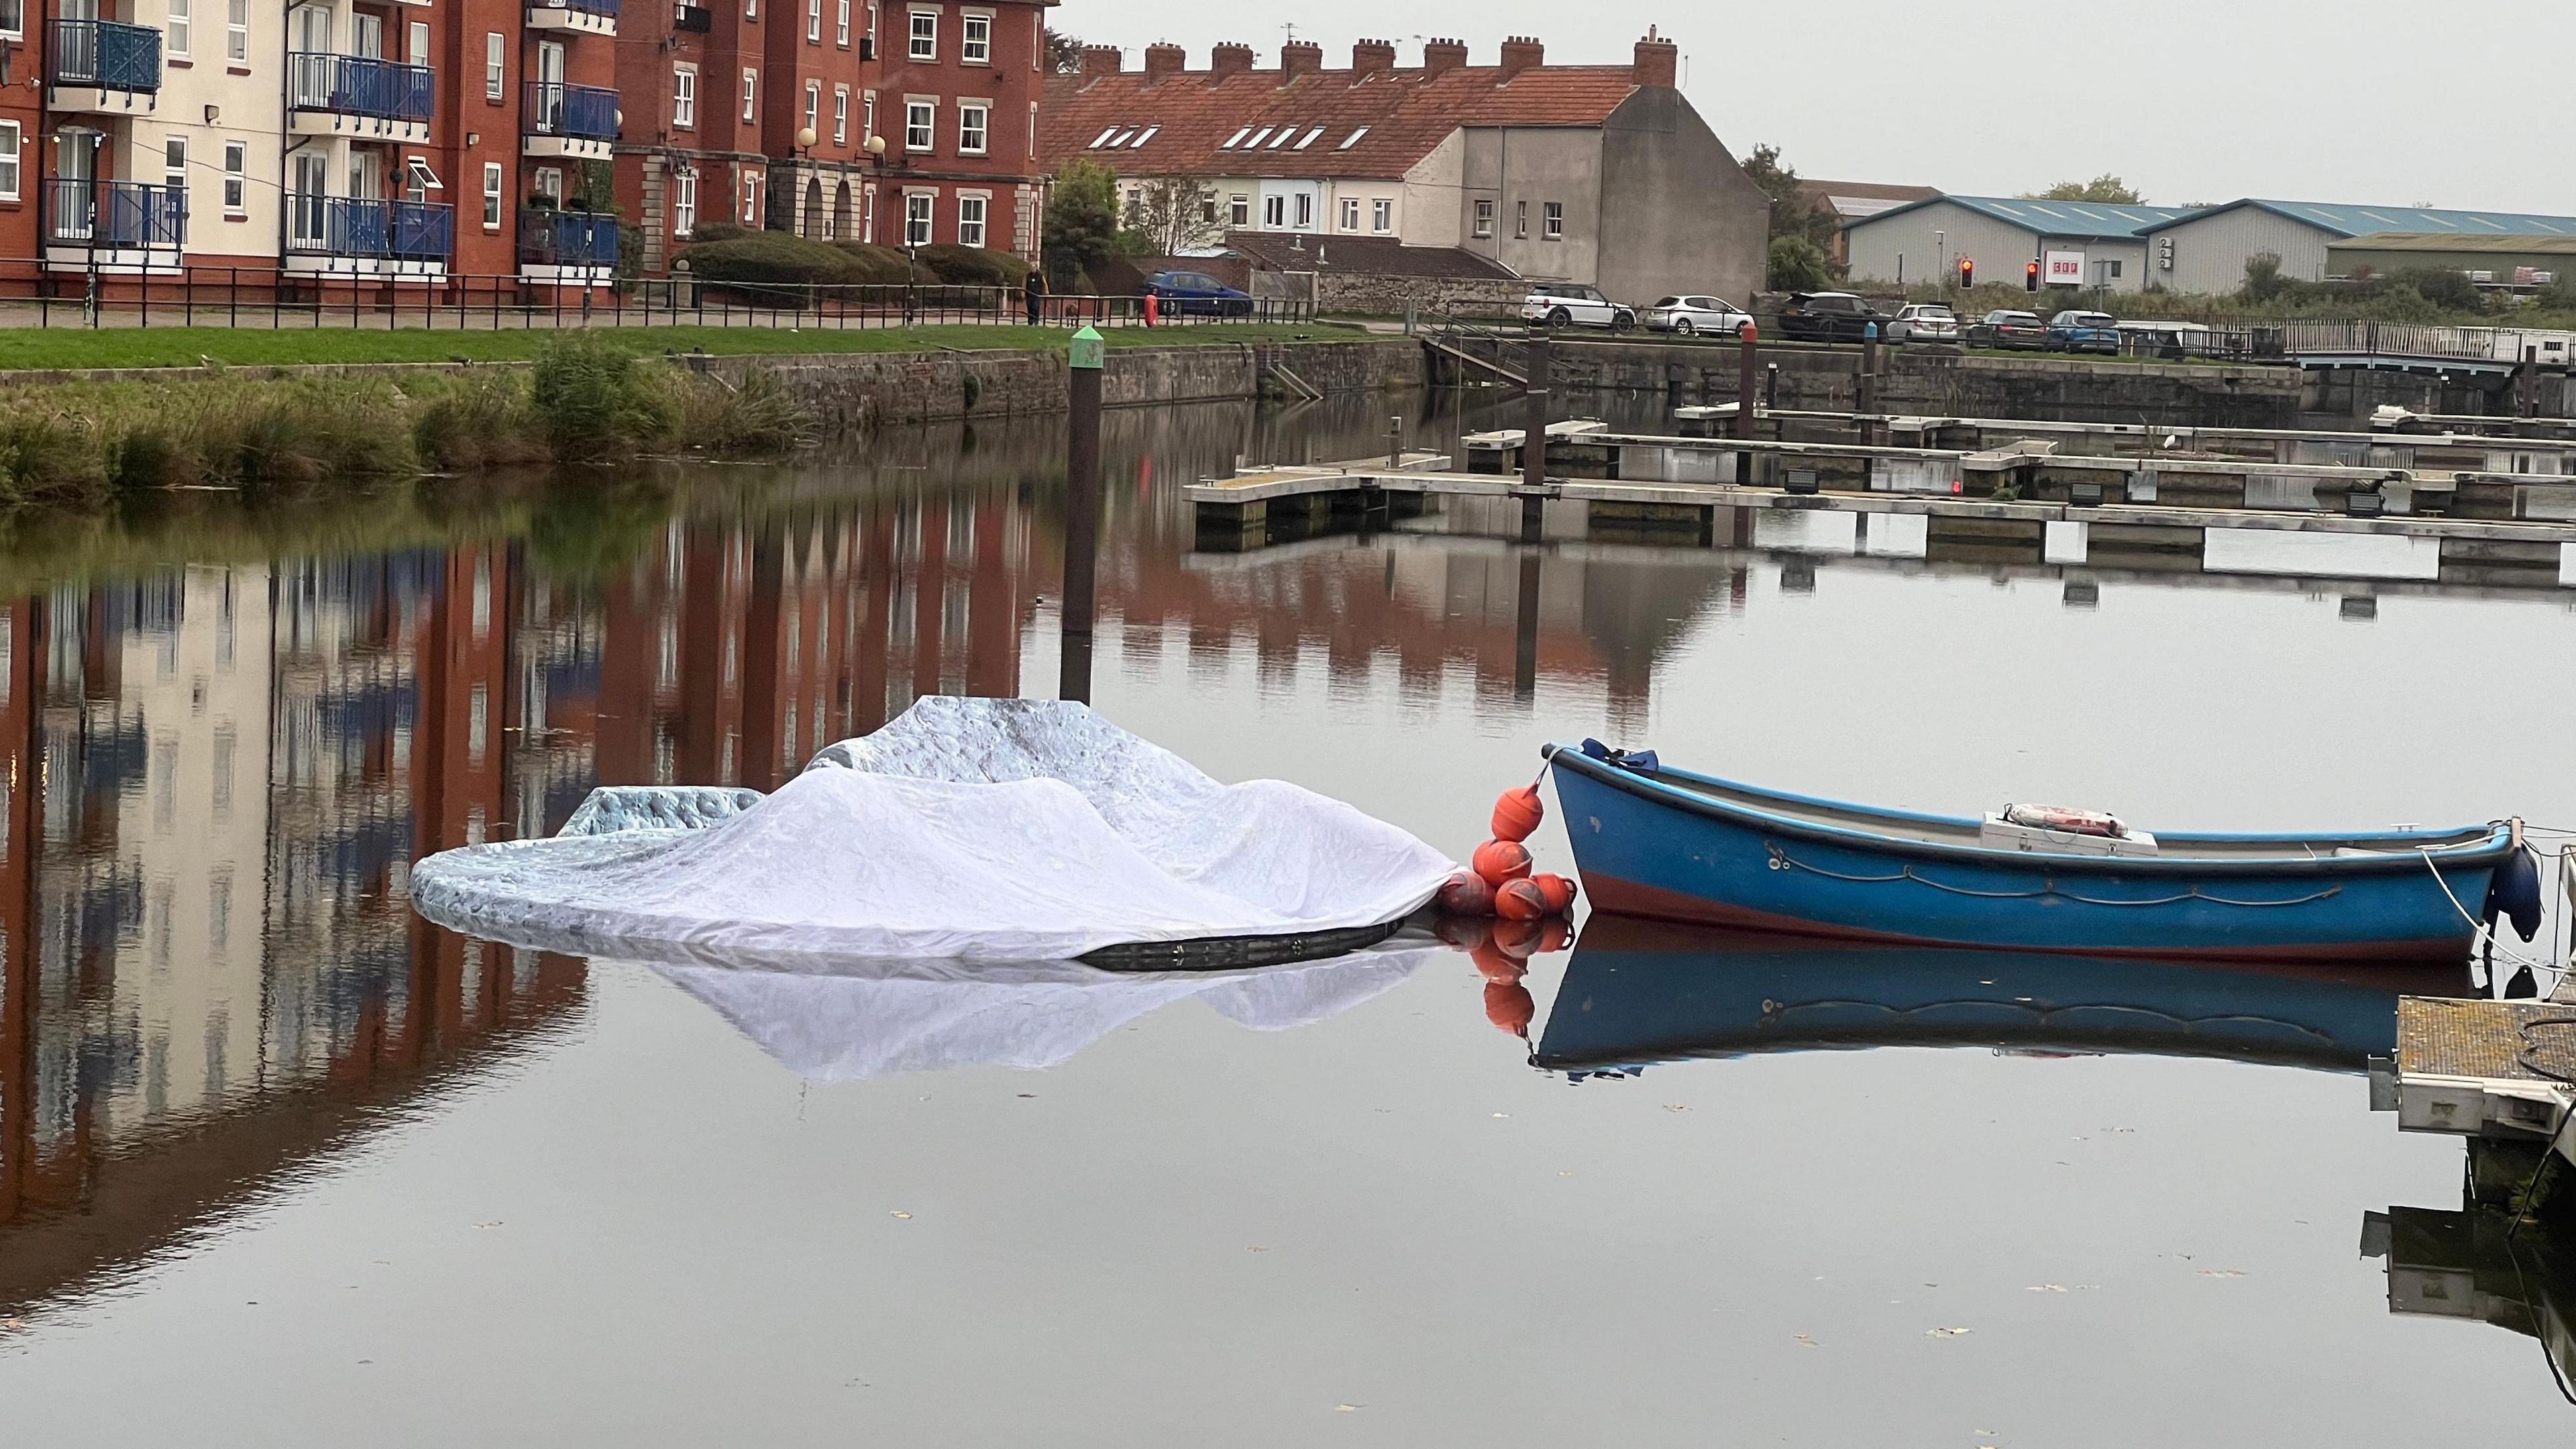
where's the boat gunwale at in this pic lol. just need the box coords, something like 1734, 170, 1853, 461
1542, 745, 2515, 878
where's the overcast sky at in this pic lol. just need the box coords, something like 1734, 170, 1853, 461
1059, 0, 2574, 215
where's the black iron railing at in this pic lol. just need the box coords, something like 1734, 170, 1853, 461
46, 177, 184, 248
284, 195, 454, 262
288, 52, 435, 123
49, 17, 164, 92
523, 80, 617, 141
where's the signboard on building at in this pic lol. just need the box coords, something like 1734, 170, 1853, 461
2043, 250, 2087, 286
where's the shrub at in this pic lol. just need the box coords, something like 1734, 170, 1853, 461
0, 410, 105, 504
830, 242, 934, 285
413, 370, 545, 471
912, 244, 1030, 288
231, 378, 417, 484
1768, 235, 1829, 292
529, 332, 675, 463
684, 219, 753, 244
668, 366, 813, 456
677, 231, 873, 293
105, 427, 180, 494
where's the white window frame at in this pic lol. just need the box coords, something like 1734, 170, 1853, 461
904, 191, 933, 247
1293, 193, 1312, 229
164, 135, 186, 193
221, 140, 246, 215
904, 98, 934, 152
0, 122, 19, 204
1228, 195, 1249, 227
804, 0, 819, 42
225, 0, 246, 62
836, 0, 849, 46
167, 0, 191, 58
482, 160, 503, 228
956, 102, 987, 156
1338, 197, 1358, 231
906, 7, 934, 60
1373, 198, 1392, 233
673, 169, 698, 236
485, 32, 504, 99
1544, 201, 1564, 240
742, 67, 757, 123
960, 10, 989, 63
1026, 101, 1037, 158
863, 92, 875, 144
1473, 199, 1494, 238
742, 171, 760, 225
957, 193, 986, 248
672, 64, 698, 129
804, 80, 820, 138
833, 86, 849, 145
1262, 195, 1283, 228
0, 0, 20, 41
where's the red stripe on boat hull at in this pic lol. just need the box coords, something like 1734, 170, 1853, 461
1580, 874, 2475, 966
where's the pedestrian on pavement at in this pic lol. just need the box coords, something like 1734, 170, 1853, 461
1025, 267, 1046, 327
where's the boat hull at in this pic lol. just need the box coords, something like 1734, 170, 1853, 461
1550, 756, 2504, 965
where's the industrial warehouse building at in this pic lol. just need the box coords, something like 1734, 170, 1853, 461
1842, 196, 2188, 294
1849, 194, 2576, 299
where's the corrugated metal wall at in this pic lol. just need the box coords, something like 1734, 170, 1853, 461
1845, 202, 2035, 288
2147, 211, 2337, 294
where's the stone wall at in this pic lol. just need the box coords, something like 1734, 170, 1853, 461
1313, 273, 1525, 318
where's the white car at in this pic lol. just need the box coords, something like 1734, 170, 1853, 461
1642, 294, 1752, 336
1519, 282, 1635, 331
1888, 303, 1962, 343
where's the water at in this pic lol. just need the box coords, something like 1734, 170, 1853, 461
5, 390, 2576, 1444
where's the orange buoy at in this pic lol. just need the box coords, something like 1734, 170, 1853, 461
1495, 877, 1550, 921
1490, 784, 1544, 843
1484, 981, 1535, 1037
1469, 940, 1525, 983
1438, 869, 1496, 918
1536, 918, 1573, 955
1491, 917, 1544, 959
1530, 873, 1578, 915
1471, 839, 1533, 887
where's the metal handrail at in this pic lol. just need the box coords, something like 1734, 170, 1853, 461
48, 17, 164, 92
517, 209, 619, 266
523, 80, 617, 140
284, 195, 454, 260
528, 0, 622, 15
45, 177, 185, 248
287, 52, 435, 123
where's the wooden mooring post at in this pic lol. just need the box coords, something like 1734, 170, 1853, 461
1059, 325, 1104, 703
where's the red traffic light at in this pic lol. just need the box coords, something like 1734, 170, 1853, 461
2025, 260, 2041, 292
1957, 258, 1974, 288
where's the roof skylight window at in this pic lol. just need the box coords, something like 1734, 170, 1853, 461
1089, 126, 1118, 148
1244, 126, 1274, 148
1265, 125, 1296, 149
1221, 127, 1252, 148
1294, 126, 1324, 148
1337, 127, 1368, 150
1131, 125, 1159, 148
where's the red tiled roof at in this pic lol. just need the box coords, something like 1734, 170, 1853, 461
1041, 64, 1642, 181
1222, 231, 1519, 278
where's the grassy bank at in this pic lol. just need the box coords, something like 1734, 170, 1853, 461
0, 321, 1358, 374
0, 333, 811, 508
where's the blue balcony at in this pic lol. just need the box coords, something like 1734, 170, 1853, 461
525, 0, 618, 35
48, 18, 163, 111
523, 80, 617, 158
46, 177, 185, 250
284, 195, 454, 277
518, 209, 619, 272
288, 52, 435, 138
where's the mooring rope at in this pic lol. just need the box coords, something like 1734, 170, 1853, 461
1763, 842, 2343, 908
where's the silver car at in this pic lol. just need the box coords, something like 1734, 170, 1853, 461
1888, 303, 1962, 343
1642, 294, 1753, 336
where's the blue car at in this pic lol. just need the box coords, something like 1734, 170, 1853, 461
2046, 309, 2121, 355
1143, 270, 1254, 317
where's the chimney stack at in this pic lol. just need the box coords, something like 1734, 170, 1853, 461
1209, 42, 1254, 79
1631, 26, 1678, 88
1079, 44, 1122, 78
1142, 42, 1184, 83
1351, 38, 1396, 74
1499, 36, 1544, 81
1421, 38, 1468, 75
1279, 39, 1323, 79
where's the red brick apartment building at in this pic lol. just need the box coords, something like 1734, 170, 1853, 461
0, 0, 1044, 297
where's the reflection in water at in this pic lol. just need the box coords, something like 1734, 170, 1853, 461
0, 392, 1691, 1321
2367, 1141, 2576, 1408
1532, 916, 2465, 1077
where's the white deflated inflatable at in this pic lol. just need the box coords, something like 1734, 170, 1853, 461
410, 696, 1457, 964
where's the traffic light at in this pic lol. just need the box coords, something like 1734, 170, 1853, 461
2025, 260, 2041, 292
1957, 257, 1974, 289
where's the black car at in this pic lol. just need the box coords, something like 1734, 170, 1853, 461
1776, 292, 1897, 343
1965, 309, 2049, 351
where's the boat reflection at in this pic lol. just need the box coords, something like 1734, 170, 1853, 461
647, 938, 1440, 1079
2365, 1141, 2576, 1407
1532, 916, 2467, 1077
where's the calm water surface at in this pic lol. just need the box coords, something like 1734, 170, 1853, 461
5, 390, 2576, 1444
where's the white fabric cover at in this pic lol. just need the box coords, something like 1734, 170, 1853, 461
653, 940, 1433, 1079
409, 697, 1455, 963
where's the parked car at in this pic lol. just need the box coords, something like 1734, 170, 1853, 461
1887, 303, 1961, 343
1776, 292, 1896, 343
2046, 310, 2122, 355
1519, 282, 1635, 331
1642, 294, 1752, 336
1142, 270, 1254, 317
1966, 309, 2048, 350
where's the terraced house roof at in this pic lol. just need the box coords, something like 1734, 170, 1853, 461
1040, 46, 1648, 182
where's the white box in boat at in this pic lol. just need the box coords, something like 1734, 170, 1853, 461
1978, 813, 2159, 858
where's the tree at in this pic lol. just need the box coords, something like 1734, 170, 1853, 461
2023, 175, 2144, 204
1041, 158, 1120, 288
1043, 27, 1086, 73
1123, 174, 1220, 257
1739, 143, 1839, 252
2241, 252, 2286, 303
1768, 235, 1829, 292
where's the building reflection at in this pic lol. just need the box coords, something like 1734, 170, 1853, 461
2365, 1142, 2576, 1405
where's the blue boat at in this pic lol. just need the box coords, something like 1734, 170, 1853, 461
1544, 742, 2524, 964
1532, 917, 2448, 1076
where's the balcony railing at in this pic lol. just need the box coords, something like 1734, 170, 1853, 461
49, 17, 164, 92
528, 0, 621, 19
287, 52, 435, 123
518, 208, 619, 268
284, 195, 454, 262
523, 80, 617, 141
46, 177, 185, 248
